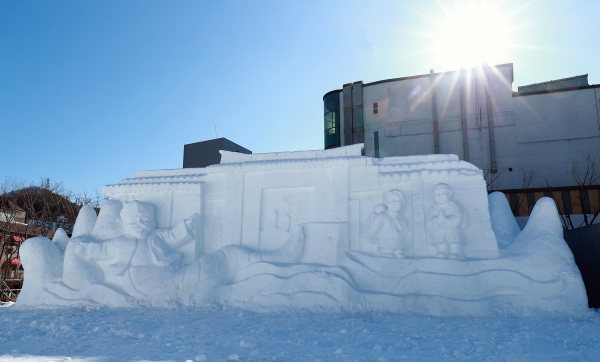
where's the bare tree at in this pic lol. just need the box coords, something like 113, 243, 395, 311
510, 168, 538, 216
544, 178, 575, 230
542, 153, 600, 229
484, 165, 507, 191
73, 188, 106, 214
570, 153, 600, 227
12, 179, 85, 237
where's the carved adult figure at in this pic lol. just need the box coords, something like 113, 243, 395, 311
366, 190, 410, 258
426, 183, 467, 259
73, 201, 200, 299
48, 200, 305, 303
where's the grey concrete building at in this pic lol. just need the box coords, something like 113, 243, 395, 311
183, 138, 251, 168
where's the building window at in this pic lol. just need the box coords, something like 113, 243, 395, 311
374, 131, 380, 158
373, 102, 378, 114
324, 92, 341, 149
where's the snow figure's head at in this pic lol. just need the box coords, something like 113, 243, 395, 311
384, 189, 404, 214
433, 183, 452, 205
121, 201, 156, 239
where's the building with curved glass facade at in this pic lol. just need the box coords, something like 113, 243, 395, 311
323, 90, 340, 149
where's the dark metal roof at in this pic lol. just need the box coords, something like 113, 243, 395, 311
518, 74, 589, 95
513, 83, 600, 97
322, 89, 341, 101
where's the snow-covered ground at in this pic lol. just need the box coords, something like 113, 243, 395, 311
1, 305, 599, 361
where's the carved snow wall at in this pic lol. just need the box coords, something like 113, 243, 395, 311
120, 144, 498, 264
351, 154, 498, 259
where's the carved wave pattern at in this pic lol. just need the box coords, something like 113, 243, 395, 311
211, 253, 578, 316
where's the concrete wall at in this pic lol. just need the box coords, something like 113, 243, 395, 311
505, 89, 600, 189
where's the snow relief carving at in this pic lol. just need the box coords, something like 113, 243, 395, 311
20, 201, 304, 306
366, 190, 410, 258
18, 145, 589, 316
426, 183, 467, 259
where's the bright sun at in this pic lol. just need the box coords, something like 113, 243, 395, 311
435, 4, 510, 70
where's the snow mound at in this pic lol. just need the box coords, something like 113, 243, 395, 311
71, 204, 97, 238
91, 199, 122, 240
488, 191, 521, 247
51, 228, 70, 252
18, 237, 64, 306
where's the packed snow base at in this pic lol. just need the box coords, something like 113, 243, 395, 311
18, 147, 588, 315
1, 306, 600, 361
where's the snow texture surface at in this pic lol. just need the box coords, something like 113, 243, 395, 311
1, 306, 599, 361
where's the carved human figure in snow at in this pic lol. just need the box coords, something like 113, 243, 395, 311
63, 200, 304, 303
366, 190, 409, 258
426, 183, 467, 259
73, 201, 200, 299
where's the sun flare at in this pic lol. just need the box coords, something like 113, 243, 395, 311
434, 4, 510, 70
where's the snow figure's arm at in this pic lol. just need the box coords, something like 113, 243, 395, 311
426, 207, 442, 231
442, 204, 463, 229
366, 213, 386, 243
459, 205, 468, 229
147, 233, 181, 266
75, 239, 116, 261
157, 213, 201, 250
400, 217, 410, 238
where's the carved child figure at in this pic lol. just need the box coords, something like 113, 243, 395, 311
426, 183, 467, 259
366, 190, 410, 258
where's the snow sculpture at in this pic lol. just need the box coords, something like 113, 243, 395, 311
21, 201, 304, 306
18, 144, 588, 315
366, 190, 410, 258
426, 183, 467, 259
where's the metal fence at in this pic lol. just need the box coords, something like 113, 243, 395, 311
0, 280, 20, 302
563, 223, 600, 308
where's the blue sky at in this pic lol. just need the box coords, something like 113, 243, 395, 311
2, 0, 599, 194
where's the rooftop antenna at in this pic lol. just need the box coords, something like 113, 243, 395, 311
214, 124, 218, 139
